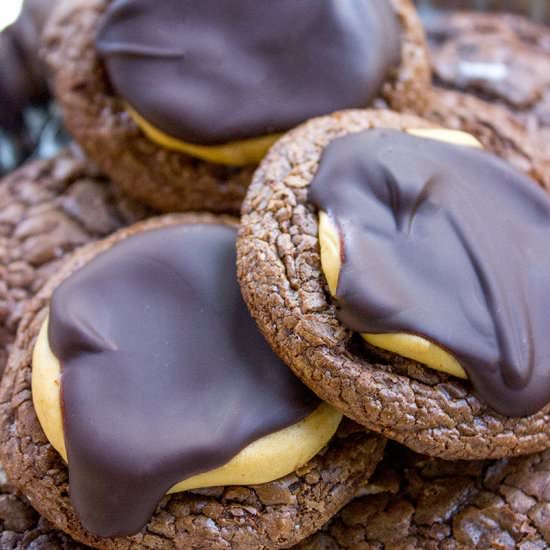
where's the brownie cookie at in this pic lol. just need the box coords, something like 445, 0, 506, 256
237, 108, 550, 460
43, 0, 431, 214
0, 147, 149, 377
0, 213, 386, 550
297, 444, 550, 549
426, 11, 550, 150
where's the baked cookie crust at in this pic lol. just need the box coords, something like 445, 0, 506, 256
237, 107, 550, 460
297, 444, 550, 549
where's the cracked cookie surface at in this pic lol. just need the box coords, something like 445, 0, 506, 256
237, 108, 550, 460
426, 88, 550, 184
297, 443, 550, 550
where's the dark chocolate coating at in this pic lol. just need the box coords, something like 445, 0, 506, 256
308, 129, 550, 418
95, 0, 401, 145
48, 223, 319, 537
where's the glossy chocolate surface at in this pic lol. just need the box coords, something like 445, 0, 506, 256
48, 223, 319, 537
96, 0, 401, 145
309, 129, 550, 417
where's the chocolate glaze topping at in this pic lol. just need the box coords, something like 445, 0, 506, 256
48, 223, 319, 537
309, 129, 550, 418
96, 0, 401, 145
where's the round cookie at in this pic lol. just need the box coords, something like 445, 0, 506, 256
297, 444, 550, 549
425, 11, 550, 152
237, 108, 550, 460
42, 0, 431, 214
0, 213, 386, 550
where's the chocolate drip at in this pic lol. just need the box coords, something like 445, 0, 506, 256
96, 0, 401, 145
308, 129, 550, 417
48, 223, 319, 537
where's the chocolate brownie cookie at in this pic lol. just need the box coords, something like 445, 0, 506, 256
426, 11, 550, 150
43, 0, 431, 214
0, 147, 149, 377
297, 444, 550, 549
0, 213, 386, 549
237, 108, 550, 460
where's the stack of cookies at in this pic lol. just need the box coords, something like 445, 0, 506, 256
0, 1, 549, 548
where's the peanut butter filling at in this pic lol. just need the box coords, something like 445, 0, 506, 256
318, 129, 482, 380
128, 107, 281, 166
33, 316, 341, 494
